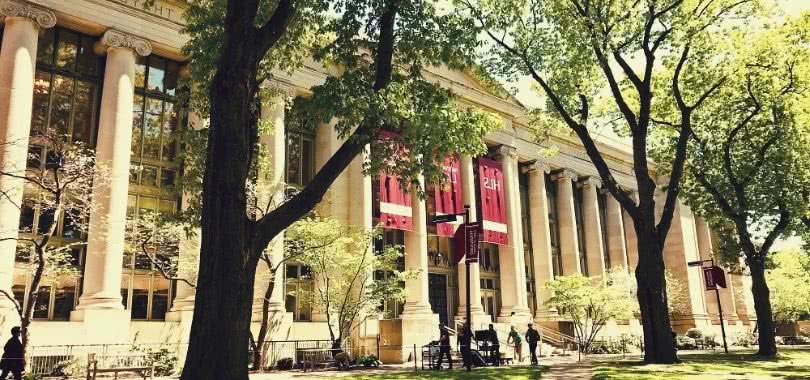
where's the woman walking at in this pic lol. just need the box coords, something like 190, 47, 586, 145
507, 326, 523, 363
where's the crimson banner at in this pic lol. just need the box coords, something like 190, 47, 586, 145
454, 222, 481, 263
478, 158, 508, 245
703, 266, 727, 289
434, 155, 463, 237
379, 172, 413, 231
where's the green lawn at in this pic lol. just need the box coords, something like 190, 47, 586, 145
346, 365, 548, 379
592, 348, 810, 379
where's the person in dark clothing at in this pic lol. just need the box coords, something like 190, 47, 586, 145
458, 324, 473, 372
525, 323, 541, 365
488, 324, 500, 366
0, 327, 23, 380
435, 325, 453, 370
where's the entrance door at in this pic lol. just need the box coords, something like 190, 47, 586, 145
428, 273, 449, 326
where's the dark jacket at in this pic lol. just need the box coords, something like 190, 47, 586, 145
458, 330, 472, 349
526, 328, 541, 345
439, 330, 451, 351
0, 337, 23, 371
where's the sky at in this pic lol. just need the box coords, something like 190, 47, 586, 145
509, 0, 809, 251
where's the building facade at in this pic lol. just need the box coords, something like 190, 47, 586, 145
0, 0, 757, 360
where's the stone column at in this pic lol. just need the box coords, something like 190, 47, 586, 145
495, 145, 531, 321
72, 30, 152, 328
552, 169, 581, 275
252, 96, 287, 321
657, 197, 710, 331
401, 176, 432, 316
456, 155, 486, 321
0, 0, 56, 317
580, 177, 606, 277
605, 193, 629, 270
523, 162, 556, 318
623, 191, 640, 272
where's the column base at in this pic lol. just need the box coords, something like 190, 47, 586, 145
69, 308, 131, 344
378, 313, 439, 364
401, 302, 433, 317
74, 292, 126, 311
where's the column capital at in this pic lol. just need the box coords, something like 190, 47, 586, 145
521, 160, 551, 175
494, 144, 518, 161
99, 29, 152, 57
578, 176, 602, 189
0, 0, 56, 28
551, 168, 578, 182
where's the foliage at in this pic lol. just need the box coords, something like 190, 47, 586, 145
665, 270, 690, 319
544, 268, 637, 354
291, 217, 415, 347
686, 328, 703, 340
459, 0, 763, 362
49, 357, 83, 378
275, 357, 294, 370
675, 335, 698, 350
125, 211, 197, 288
0, 132, 100, 362
766, 248, 810, 323
731, 331, 757, 348
146, 348, 180, 376
781, 336, 810, 346
358, 354, 381, 368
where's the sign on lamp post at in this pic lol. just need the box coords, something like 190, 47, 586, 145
688, 260, 729, 353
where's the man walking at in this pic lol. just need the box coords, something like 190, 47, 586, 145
458, 324, 473, 372
435, 325, 453, 370
525, 323, 541, 365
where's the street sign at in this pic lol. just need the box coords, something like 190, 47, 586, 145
703, 266, 727, 289
431, 214, 459, 224
453, 222, 480, 263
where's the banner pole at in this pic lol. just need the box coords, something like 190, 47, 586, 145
464, 205, 472, 328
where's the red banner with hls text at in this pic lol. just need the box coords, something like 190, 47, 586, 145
378, 132, 413, 231
434, 155, 463, 237
478, 158, 508, 245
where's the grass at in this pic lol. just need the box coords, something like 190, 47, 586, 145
592, 348, 810, 379
344, 365, 549, 379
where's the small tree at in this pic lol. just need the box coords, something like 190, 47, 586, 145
292, 217, 412, 351
665, 270, 690, 320
545, 268, 637, 354
0, 133, 100, 365
766, 248, 810, 324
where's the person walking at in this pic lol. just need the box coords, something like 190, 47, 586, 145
525, 323, 541, 365
488, 324, 500, 366
435, 325, 453, 370
0, 327, 23, 380
507, 326, 523, 363
458, 324, 473, 372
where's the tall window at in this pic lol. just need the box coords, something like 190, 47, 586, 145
285, 264, 312, 321
122, 195, 178, 320
574, 186, 589, 276
480, 242, 501, 319
546, 175, 562, 278
598, 192, 611, 270
284, 112, 315, 187
130, 55, 182, 192
32, 28, 103, 146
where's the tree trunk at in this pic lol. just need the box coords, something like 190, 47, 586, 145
635, 228, 678, 364
748, 259, 777, 357
251, 278, 274, 371
180, 25, 262, 379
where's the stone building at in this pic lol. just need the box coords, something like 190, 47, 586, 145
0, 0, 756, 361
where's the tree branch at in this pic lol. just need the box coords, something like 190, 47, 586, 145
254, 0, 296, 59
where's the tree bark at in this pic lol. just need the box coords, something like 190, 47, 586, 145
748, 258, 777, 357
634, 221, 678, 363
180, 16, 262, 378
251, 278, 274, 371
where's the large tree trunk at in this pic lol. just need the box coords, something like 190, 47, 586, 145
180, 21, 263, 379
748, 259, 777, 357
635, 225, 678, 364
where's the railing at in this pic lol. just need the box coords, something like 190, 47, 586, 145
253, 339, 343, 370
27, 342, 188, 376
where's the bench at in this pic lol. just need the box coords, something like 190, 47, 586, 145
85, 353, 154, 380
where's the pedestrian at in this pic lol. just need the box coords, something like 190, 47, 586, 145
525, 323, 541, 365
488, 324, 500, 366
435, 325, 453, 370
458, 323, 473, 372
507, 326, 523, 363
0, 327, 23, 380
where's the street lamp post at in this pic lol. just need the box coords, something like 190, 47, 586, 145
430, 206, 474, 329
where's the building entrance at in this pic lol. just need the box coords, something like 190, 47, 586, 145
428, 273, 449, 327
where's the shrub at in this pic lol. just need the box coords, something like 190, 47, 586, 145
704, 334, 719, 348
145, 348, 179, 376
782, 336, 810, 345
731, 331, 757, 347
49, 357, 83, 377
676, 335, 698, 350
686, 328, 704, 340
276, 357, 294, 370
358, 354, 381, 368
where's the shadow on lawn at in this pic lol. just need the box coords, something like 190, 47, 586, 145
338, 365, 549, 380
592, 349, 810, 380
